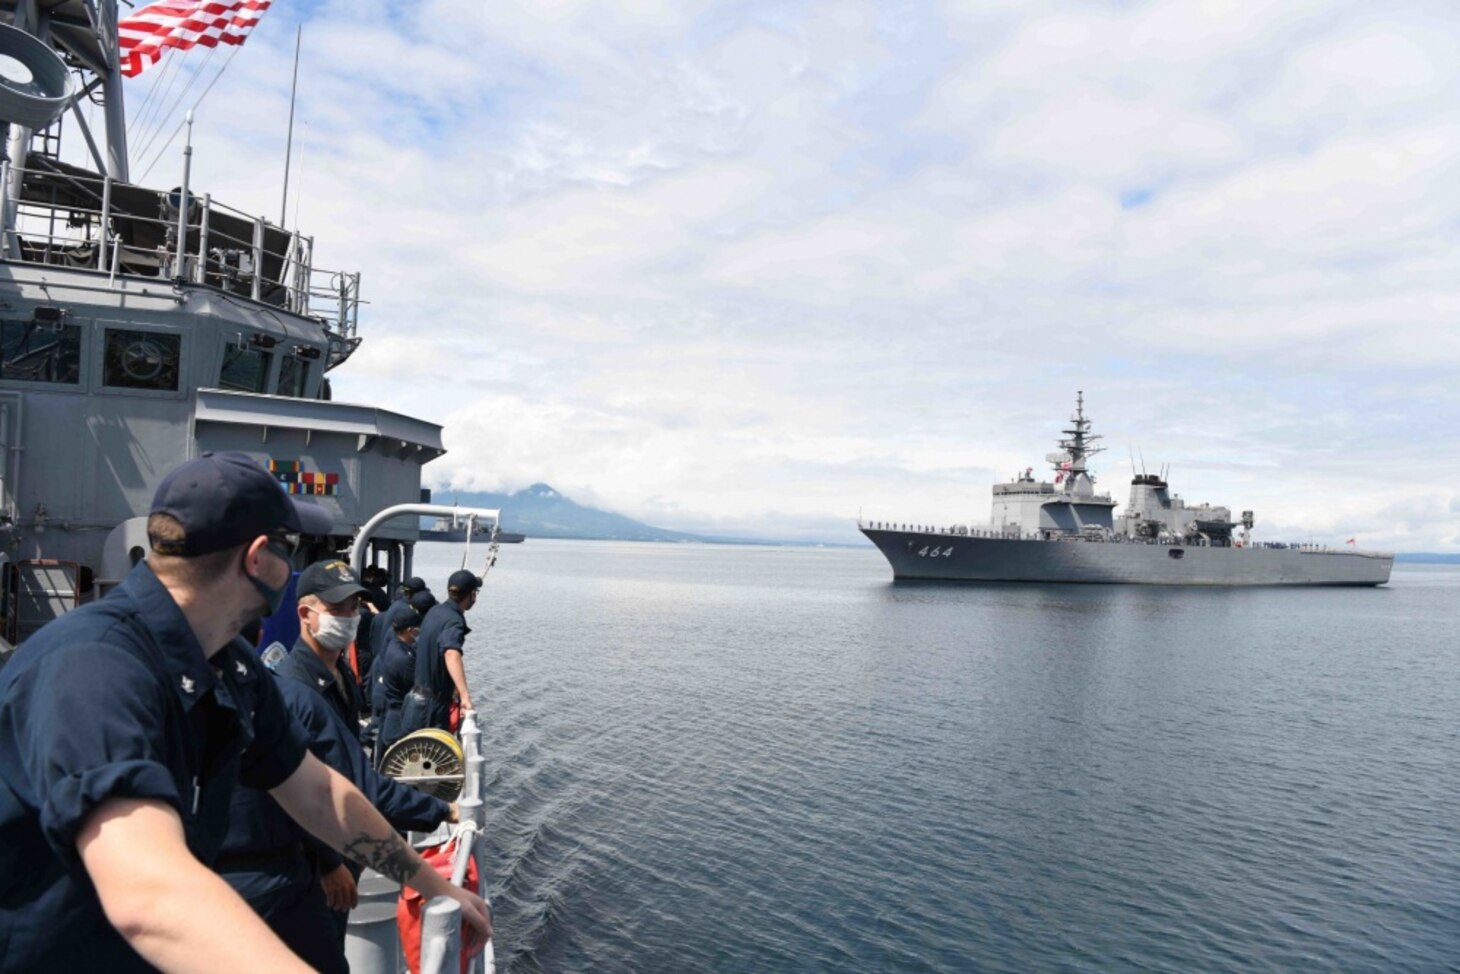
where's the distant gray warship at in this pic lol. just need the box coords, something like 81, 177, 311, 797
861, 393, 1393, 586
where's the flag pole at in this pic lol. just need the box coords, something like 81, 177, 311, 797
279, 22, 302, 227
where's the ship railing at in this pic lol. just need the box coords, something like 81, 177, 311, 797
417, 708, 493, 974
417, 709, 496, 974
0, 161, 360, 340
861, 520, 1033, 540
347, 708, 495, 974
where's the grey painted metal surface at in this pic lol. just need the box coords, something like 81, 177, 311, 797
862, 528, 1393, 585
0, 13, 444, 610
345, 868, 405, 974
864, 394, 1393, 586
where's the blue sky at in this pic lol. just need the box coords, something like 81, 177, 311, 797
112, 0, 1460, 548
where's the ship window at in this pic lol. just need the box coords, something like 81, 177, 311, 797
1169, 548, 1185, 560
219, 341, 272, 393
0, 319, 81, 384
277, 355, 309, 397
103, 328, 181, 391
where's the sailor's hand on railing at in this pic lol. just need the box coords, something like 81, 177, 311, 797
448, 885, 492, 949
446, 803, 460, 824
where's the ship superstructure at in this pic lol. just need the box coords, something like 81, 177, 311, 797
861, 393, 1393, 586
0, 3, 444, 647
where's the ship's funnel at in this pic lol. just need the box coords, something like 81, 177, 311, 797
0, 24, 73, 129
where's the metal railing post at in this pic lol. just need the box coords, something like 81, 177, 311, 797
197, 193, 211, 284
419, 899, 462, 974
459, 710, 481, 761
464, 756, 486, 812
251, 216, 263, 301
97, 174, 112, 271
108, 233, 121, 286
282, 230, 298, 311
300, 234, 314, 315
338, 269, 349, 333
0, 158, 10, 259
174, 111, 193, 281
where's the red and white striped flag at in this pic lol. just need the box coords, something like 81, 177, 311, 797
118, 0, 272, 78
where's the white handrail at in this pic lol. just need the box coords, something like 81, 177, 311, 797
349, 504, 501, 578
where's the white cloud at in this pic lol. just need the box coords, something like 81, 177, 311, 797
88, 0, 1460, 551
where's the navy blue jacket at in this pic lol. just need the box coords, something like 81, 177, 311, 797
372, 634, 417, 749
370, 597, 414, 677
413, 600, 471, 728
219, 647, 448, 897
0, 563, 307, 972
276, 639, 362, 734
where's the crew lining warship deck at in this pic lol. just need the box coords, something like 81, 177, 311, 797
860, 393, 1393, 586
0, 5, 494, 968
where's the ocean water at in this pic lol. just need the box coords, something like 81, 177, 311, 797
409, 541, 1460, 972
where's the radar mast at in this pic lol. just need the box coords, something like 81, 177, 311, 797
1053, 390, 1105, 495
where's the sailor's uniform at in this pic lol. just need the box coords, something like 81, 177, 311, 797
0, 562, 308, 972
402, 600, 471, 734
369, 595, 416, 680
218, 639, 449, 971
277, 637, 363, 731
373, 632, 418, 753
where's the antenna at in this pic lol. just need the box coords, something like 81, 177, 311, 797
279, 23, 302, 226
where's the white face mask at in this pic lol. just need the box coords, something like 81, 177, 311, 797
311, 610, 356, 652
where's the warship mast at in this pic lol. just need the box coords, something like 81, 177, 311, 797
1053, 390, 1104, 497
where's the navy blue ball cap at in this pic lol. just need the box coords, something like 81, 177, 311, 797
403, 576, 428, 593
150, 452, 333, 555
409, 590, 437, 613
447, 569, 482, 594
393, 609, 423, 631
296, 559, 369, 604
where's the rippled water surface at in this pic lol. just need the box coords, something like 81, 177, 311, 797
410, 541, 1460, 972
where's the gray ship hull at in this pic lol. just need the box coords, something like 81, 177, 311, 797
863, 529, 1393, 586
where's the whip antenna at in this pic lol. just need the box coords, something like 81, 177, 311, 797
279, 23, 301, 226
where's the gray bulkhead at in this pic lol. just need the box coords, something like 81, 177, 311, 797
0, 261, 444, 589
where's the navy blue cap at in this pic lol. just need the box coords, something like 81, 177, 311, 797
447, 569, 481, 594
403, 576, 428, 593
296, 559, 369, 604
409, 590, 437, 613
393, 609, 422, 631
150, 452, 333, 555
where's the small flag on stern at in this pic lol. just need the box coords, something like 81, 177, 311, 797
119, 0, 273, 78
1346, 538, 1356, 545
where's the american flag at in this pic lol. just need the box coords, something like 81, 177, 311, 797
118, 0, 272, 78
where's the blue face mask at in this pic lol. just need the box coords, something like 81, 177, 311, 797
247, 541, 294, 617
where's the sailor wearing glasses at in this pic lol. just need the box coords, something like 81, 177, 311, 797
219, 559, 456, 973
0, 452, 488, 973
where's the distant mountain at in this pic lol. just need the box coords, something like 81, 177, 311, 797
424, 483, 713, 543
1395, 553, 1460, 564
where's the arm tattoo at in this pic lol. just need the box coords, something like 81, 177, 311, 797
342, 832, 418, 885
